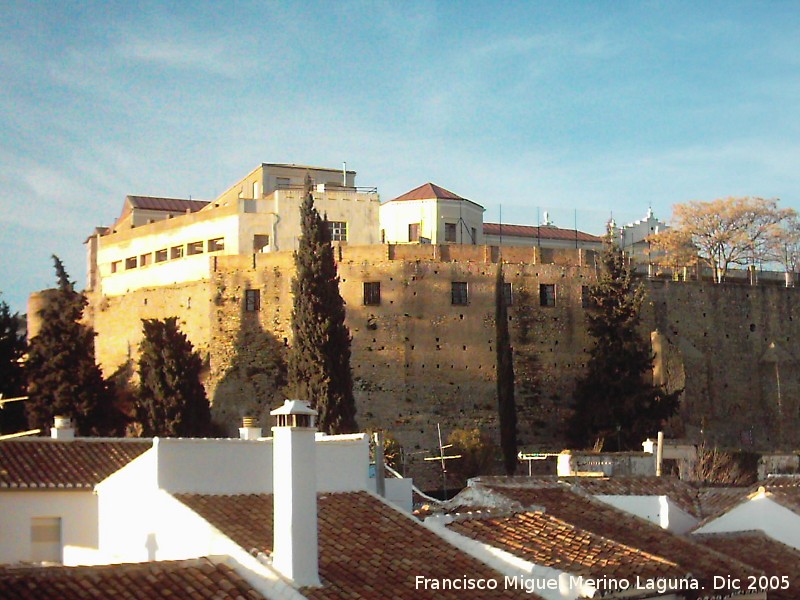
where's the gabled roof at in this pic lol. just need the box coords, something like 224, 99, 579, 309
564, 476, 703, 517
0, 439, 151, 489
0, 558, 262, 600
694, 531, 800, 600
126, 195, 210, 213
471, 482, 759, 594
176, 491, 537, 599
447, 510, 685, 583
389, 182, 466, 202
483, 223, 602, 243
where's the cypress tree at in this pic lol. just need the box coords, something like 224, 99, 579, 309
26, 256, 117, 435
568, 233, 679, 450
287, 176, 357, 434
136, 317, 211, 437
495, 263, 517, 475
0, 298, 27, 433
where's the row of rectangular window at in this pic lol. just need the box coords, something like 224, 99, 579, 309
407, 222, 478, 244
244, 282, 592, 311
111, 238, 225, 273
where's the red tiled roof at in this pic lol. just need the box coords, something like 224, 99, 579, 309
127, 195, 210, 212
694, 531, 800, 600
696, 487, 751, 520
566, 476, 703, 517
389, 182, 466, 202
0, 439, 151, 489
176, 491, 538, 599
478, 483, 760, 596
448, 511, 684, 584
483, 223, 602, 243
0, 558, 262, 600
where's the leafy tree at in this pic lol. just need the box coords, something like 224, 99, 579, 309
26, 256, 118, 435
447, 428, 497, 482
136, 317, 211, 437
287, 176, 357, 434
659, 197, 793, 283
767, 213, 800, 286
567, 233, 680, 450
0, 298, 27, 434
495, 264, 517, 475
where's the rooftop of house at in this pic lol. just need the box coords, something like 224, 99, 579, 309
0, 558, 262, 600
388, 182, 466, 203
462, 480, 760, 593
693, 531, 800, 600
0, 439, 151, 489
176, 491, 538, 599
126, 196, 211, 213
446, 510, 685, 584
483, 222, 603, 243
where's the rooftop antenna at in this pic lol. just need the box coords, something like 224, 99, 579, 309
423, 423, 461, 500
342, 162, 347, 187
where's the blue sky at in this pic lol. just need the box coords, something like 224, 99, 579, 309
2, 1, 800, 312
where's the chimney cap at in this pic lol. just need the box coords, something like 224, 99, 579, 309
271, 399, 318, 417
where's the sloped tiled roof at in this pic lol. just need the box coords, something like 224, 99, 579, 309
389, 182, 466, 202
695, 487, 752, 520
694, 531, 800, 600
483, 223, 602, 243
477, 483, 759, 595
0, 558, 262, 599
447, 510, 685, 584
177, 491, 537, 599
127, 195, 210, 212
0, 439, 151, 489
566, 476, 703, 517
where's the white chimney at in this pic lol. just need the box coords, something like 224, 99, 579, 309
239, 416, 262, 440
51, 416, 75, 440
271, 399, 321, 587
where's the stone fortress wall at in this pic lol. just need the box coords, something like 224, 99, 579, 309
76, 244, 800, 483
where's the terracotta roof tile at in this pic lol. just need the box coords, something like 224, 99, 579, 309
447, 510, 684, 583
0, 558, 262, 599
695, 487, 751, 520
478, 483, 760, 596
177, 491, 538, 599
483, 223, 602, 243
694, 531, 800, 600
389, 183, 466, 202
565, 476, 703, 517
0, 439, 151, 489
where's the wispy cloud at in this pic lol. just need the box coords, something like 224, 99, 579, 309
117, 37, 242, 77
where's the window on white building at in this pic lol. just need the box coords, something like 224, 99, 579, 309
170, 245, 184, 260
326, 221, 347, 242
155, 249, 168, 263
125, 257, 137, 270
208, 238, 224, 252
187, 241, 204, 255
445, 222, 457, 243
30, 517, 61, 563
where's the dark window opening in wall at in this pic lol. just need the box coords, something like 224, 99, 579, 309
171, 245, 184, 259
253, 234, 271, 253
125, 257, 137, 270
245, 289, 261, 312
445, 222, 457, 242
155, 249, 168, 263
540, 284, 556, 307
326, 221, 347, 242
364, 282, 381, 305
503, 282, 513, 306
451, 282, 468, 305
471, 227, 477, 245
139, 253, 151, 267
208, 238, 224, 252
187, 241, 204, 255
276, 177, 291, 189
111, 261, 121, 273
581, 285, 595, 309
409, 223, 420, 242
